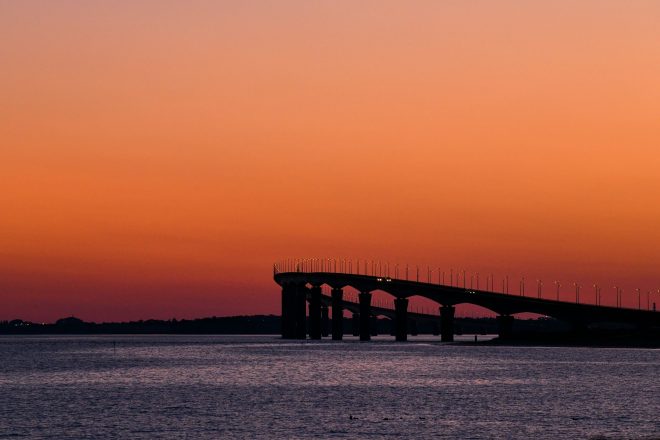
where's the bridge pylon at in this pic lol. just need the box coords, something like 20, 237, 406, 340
359, 292, 372, 341
309, 285, 322, 339
440, 305, 455, 342
497, 315, 514, 340
294, 284, 307, 339
394, 297, 409, 341
331, 288, 344, 340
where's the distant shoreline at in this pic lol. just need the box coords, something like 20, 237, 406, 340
2, 315, 658, 347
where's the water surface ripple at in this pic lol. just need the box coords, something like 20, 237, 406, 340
0, 335, 658, 439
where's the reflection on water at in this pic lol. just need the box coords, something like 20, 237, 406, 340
0, 335, 658, 439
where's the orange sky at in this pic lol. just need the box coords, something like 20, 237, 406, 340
2, 1, 660, 322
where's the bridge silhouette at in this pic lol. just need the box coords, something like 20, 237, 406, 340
273, 259, 659, 341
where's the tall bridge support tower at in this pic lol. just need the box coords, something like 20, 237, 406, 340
441, 305, 455, 342
309, 285, 322, 339
359, 292, 372, 341
351, 313, 360, 336
331, 288, 344, 340
394, 297, 409, 341
294, 284, 307, 339
280, 284, 295, 339
321, 304, 330, 337
497, 314, 514, 340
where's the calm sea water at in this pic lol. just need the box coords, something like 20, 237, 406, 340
0, 335, 658, 439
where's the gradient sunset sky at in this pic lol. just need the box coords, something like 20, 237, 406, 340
2, 1, 660, 322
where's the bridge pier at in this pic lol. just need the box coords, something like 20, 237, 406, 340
331, 288, 343, 340
281, 284, 295, 339
321, 304, 330, 337
352, 313, 360, 336
410, 319, 418, 336
309, 285, 322, 340
440, 305, 455, 342
370, 316, 379, 336
394, 297, 408, 341
359, 292, 372, 341
497, 315, 514, 340
432, 321, 440, 336
294, 284, 308, 339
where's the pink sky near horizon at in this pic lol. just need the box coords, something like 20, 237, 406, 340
2, 1, 660, 322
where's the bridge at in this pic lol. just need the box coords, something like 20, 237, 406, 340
273, 259, 660, 341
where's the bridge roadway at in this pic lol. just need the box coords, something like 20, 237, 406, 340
274, 270, 660, 341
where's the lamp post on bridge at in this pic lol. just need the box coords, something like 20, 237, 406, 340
613, 286, 621, 308
554, 281, 561, 301
537, 279, 543, 299
636, 288, 641, 310
593, 284, 599, 306
573, 283, 581, 303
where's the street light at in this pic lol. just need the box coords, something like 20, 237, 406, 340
554, 281, 561, 301
593, 284, 599, 306
537, 279, 543, 299
636, 288, 641, 310
613, 286, 621, 308
573, 282, 581, 303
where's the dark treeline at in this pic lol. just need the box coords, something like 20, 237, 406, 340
0, 315, 569, 335
0, 316, 282, 335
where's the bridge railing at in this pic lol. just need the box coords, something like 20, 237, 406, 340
274, 258, 660, 312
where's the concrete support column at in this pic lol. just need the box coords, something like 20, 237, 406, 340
321, 304, 330, 337
352, 313, 360, 336
331, 288, 344, 340
370, 316, 379, 336
497, 315, 514, 340
294, 284, 308, 340
359, 292, 372, 341
281, 284, 296, 339
432, 321, 440, 336
440, 305, 455, 342
410, 319, 418, 336
309, 285, 322, 340
394, 297, 409, 342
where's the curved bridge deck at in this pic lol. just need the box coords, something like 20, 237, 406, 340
274, 268, 659, 341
